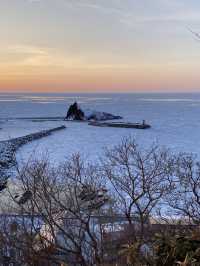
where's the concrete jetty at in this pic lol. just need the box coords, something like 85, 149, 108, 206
88, 121, 151, 129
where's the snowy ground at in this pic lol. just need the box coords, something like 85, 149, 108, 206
1, 93, 200, 166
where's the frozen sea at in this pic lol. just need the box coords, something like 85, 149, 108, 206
0, 92, 200, 165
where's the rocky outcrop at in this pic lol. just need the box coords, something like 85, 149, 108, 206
84, 110, 122, 121
65, 102, 84, 121
65, 102, 122, 121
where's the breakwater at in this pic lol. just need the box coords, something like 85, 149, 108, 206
88, 122, 151, 129
0, 125, 66, 181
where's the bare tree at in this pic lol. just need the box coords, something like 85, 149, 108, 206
3, 139, 198, 265
189, 28, 200, 40
2, 154, 110, 266
167, 152, 200, 225
103, 137, 173, 244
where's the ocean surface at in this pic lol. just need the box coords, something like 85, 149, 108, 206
0, 93, 200, 164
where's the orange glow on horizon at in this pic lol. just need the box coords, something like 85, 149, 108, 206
1, 0, 200, 93
0, 61, 200, 93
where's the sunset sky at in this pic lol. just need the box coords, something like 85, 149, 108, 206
1, 0, 200, 92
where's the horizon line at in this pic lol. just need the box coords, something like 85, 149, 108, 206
1, 90, 200, 94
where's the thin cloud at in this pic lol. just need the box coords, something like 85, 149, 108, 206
8, 45, 47, 55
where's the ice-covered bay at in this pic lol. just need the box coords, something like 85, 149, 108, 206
0, 93, 200, 165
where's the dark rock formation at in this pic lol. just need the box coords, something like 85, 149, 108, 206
65, 102, 84, 121
65, 102, 122, 121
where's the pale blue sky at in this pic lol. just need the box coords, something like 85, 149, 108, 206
0, 0, 200, 92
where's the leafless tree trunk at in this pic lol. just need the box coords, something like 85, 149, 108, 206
2, 139, 197, 265
102, 137, 174, 245
3, 154, 110, 266
167, 152, 200, 225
